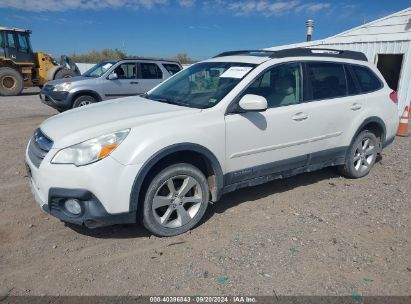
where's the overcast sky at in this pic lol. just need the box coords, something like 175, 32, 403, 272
0, 0, 410, 59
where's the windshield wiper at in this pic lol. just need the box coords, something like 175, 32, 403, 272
151, 97, 187, 107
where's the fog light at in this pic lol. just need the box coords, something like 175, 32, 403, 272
64, 199, 82, 215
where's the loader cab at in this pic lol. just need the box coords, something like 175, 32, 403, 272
0, 29, 34, 64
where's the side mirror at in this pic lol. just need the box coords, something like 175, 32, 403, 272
238, 94, 268, 112
108, 73, 118, 80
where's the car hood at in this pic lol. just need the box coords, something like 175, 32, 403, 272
40, 96, 201, 148
45, 76, 92, 86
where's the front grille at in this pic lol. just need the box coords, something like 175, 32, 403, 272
28, 128, 53, 168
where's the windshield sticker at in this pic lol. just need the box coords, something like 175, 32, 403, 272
220, 67, 253, 79
102, 63, 112, 70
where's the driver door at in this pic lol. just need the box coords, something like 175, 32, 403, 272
103, 62, 141, 99
225, 62, 322, 184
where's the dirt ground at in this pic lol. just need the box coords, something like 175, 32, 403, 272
0, 89, 410, 297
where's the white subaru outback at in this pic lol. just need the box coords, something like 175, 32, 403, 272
26, 48, 399, 236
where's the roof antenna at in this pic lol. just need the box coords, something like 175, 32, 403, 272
306, 19, 314, 42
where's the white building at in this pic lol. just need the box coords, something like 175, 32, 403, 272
265, 7, 411, 115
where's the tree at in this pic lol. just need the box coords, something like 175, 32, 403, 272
175, 52, 193, 64
70, 48, 127, 63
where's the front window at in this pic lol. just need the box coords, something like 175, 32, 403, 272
83, 61, 115, 77
147, 62, 256, 109
242, 62, 302, 108
112, 63, 136, 79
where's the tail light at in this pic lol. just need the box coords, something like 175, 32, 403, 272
389, 91, 398, 104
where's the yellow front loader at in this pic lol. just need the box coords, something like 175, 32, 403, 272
0, 26, 80, 96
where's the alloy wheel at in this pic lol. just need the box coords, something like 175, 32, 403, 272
353, 137, 376, 173
152, 175, 203, 229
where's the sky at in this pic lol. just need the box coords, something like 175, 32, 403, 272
0, 0, 410, 60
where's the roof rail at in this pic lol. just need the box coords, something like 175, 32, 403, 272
213, 50, 275, 58
269, 48, 368, 61
121, 57, 180, 63
214, 48, 368, 61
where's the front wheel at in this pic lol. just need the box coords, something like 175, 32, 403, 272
338, 130, 379, 178
0, 67, 24, 96
142, 164, 209, 236
72, 95, 96, 108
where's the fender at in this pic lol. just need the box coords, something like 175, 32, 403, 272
68, 89, 103, 105
351, 116, 387, 151
129, 143, 224, 212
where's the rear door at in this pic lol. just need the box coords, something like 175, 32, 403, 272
103, 62, 140, 99
303, 61, 363, 153
137, 62, 164, 93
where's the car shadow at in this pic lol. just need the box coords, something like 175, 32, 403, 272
20, 91, 40, 96
201, 167, 341, 224
68, 166, 342, 239
65, 221, 151, 239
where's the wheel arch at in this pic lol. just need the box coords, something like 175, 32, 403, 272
352, 116, 386, 152
129, 143, 224, 213
69, 90, 102, 107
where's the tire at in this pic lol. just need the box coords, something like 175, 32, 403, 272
142, 163, 209, 236
54, 69, 77, 79
72, 95, 96, 108
338, 130, 379, 178
0, 67, 24, 96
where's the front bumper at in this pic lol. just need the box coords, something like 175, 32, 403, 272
26, 144, 143, 228
39, 89, 71, 111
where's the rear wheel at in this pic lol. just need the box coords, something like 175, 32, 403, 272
142, 163, 209, 236
54, 69, 76, 79
72, 95, 96, 108
338, 130, 378, 178
0, 67, 24, 96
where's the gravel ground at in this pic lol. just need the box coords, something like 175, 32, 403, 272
0, 89, 410, 297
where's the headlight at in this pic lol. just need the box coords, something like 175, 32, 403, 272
53, 82, 72, 91
51, 129, 130, 166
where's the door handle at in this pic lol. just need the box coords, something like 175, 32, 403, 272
350, 103, 362, 111
130, 81, 139, 84
292, 112, 308, 121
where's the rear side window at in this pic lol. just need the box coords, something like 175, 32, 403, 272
139, 63, 162, 79
307, 62, 346, 100
162, 63, 182, 75
352, 65, 382, 93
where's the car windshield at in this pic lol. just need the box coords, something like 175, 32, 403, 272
147, 62, 256, 109
83, 61, 115, 77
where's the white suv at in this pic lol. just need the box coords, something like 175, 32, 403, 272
26, 48, 399, 236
